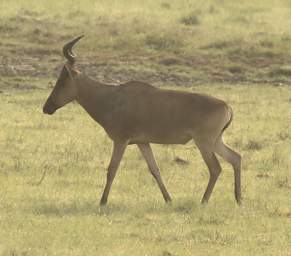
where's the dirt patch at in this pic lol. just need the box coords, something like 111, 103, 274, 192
228, 65, 244, 74
200, 39, 240, 50
1, 38, 291, 86
159, 57, 184, 66
269, 66, 291, 77
174, 157, 189, 165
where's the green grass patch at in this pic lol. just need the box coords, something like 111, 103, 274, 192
0, 79, 291, 255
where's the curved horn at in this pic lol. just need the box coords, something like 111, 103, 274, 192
63, 35, 84, 64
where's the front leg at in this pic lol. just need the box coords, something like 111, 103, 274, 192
138, 143, 171, 202
100, 141, 127, 205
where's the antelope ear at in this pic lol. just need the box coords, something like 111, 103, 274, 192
64, 63, 79, 78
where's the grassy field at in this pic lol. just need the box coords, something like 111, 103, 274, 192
1, 1, 291, 256
2, 0, 291, 84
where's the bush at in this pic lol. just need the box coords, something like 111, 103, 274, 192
145, 33, 182, 51
180, 12, 200, 26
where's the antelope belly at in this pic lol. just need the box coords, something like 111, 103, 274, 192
129, 134, 192, 145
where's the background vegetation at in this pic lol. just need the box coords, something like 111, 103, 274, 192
0, 0, 291, 255
2, 0, 291, 84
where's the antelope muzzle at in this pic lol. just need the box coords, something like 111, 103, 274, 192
43, 98, 58, 115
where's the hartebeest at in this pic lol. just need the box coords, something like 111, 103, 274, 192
43, 36, 242, 205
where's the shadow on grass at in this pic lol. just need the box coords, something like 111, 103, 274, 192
116, 197, 198, 216
31, 197, 199, 217
32, 200, 101, 217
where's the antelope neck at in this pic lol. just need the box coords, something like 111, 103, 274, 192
75, 74, 117, 125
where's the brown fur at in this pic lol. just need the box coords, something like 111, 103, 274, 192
43, 38, 242, 205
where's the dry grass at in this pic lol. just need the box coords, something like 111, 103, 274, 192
0, 79, 290, 255
1, 0, 291, 84
1, 1, 291, 255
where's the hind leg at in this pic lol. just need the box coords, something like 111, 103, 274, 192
215, 136, 242, 204
196, 141, 222, 204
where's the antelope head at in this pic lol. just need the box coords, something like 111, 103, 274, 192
43, 35, 84, 115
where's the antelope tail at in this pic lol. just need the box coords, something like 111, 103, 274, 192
221, 105, 233, 135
